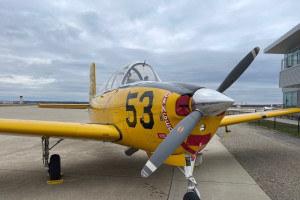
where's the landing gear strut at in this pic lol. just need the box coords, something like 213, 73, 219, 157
178, 155, 201, 200
42, 136, 63, 180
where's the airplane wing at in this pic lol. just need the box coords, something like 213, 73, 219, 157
0, 118, 121, 141
37, 103, 89, 109
220, 108, 300, 126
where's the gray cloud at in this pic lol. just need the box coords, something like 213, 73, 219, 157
0, 0, 299, 103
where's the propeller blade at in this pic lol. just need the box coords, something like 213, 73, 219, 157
141, 111, 203, 178
217, 47, 260, 93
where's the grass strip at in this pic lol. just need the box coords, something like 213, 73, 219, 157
248, 119, 300, 138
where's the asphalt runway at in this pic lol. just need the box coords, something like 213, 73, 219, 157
217, 123, 300, 200
0, 106, 270, 200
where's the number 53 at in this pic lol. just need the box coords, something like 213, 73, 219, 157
126, 91, 154, 129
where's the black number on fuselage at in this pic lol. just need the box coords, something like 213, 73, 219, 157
139, 91, 154, 129
126, 92, 138, 127
126, 91, 154, 129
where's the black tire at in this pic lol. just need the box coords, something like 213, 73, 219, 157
49, 154, 61, 180
183, 191, 200, 200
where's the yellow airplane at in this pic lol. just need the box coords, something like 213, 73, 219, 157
0, 47, 299, 200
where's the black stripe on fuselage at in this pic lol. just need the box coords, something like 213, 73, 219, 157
119, 82, 203, 96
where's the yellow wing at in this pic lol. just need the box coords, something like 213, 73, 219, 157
0, 118, 121, 141
220, 108, 300, 126
37, 103, 89, 109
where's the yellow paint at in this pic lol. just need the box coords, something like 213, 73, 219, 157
47, 179, 64, 185
0, 118, 120, 141
90, 86, 224, 155
147, 153, 186, 166
90, 87, 180, 152
220, 108, 300, 126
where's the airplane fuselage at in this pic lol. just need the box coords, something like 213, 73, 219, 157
89, 82, 225, 155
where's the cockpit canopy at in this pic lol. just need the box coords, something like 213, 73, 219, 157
98, 62, 161, 94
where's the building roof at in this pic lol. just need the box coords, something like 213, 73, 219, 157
264, 23, 300, 54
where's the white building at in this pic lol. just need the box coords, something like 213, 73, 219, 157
264, 23, 300, 108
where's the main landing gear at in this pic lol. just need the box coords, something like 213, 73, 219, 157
42, 136, 64, 182
178, 154, 202, 200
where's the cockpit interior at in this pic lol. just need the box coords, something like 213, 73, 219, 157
98, 62, 161, 94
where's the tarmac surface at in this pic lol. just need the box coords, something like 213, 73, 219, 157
217, 123, 300, 200
0, 106, 270, 200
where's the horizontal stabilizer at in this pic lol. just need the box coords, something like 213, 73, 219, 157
37, 103, 89, 109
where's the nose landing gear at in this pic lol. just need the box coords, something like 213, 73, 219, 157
178, 155, 202, 200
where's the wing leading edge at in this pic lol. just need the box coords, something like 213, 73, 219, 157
220, 108, 300, 126
0, 118, 121, 141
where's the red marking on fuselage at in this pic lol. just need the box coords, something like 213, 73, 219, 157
217, 111, 226, 116
192, 143, 202, 161
161, 91, 213, 154
162, 91, 198, 154
157, 133, 166, 139
180, 142, 196, 154
162, 91, 173, 131
186, 134, 211, 146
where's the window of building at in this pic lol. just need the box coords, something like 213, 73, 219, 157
283, 91, 298, 108
292, 91, 297, 106
281, 46, 300, 70
283, 92, 286, 108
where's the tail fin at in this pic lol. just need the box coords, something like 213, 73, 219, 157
89, 63, 96, 103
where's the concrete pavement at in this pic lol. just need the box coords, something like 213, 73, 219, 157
218, 123, 300, 200
0, 106, 270, 200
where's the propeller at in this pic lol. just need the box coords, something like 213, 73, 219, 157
141, 47, 259, 178
217, 47, 260, 93
141, 89, 234, 178
141, 110, 203, 178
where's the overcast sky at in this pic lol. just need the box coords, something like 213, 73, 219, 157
0, 0, 299, 104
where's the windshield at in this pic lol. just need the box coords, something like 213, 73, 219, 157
97, 62, 161, 94
122, 63, 159, 84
